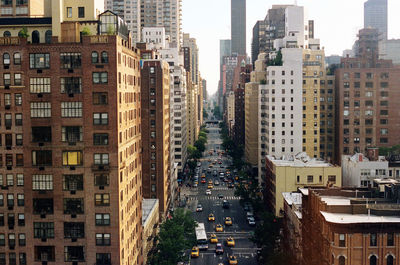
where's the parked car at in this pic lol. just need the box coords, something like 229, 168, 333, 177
246, 212, 254, 221
205, 189, 211, 195
222, 200, 230, 209
248, 217, 256, 226
215, 243, 224, 255
196, 204, 203, 212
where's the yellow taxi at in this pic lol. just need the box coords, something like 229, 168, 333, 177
226, 236, 235, 247
215, 224, 224, 232
210, 234, 218, 243
208, 184, 213, 189
228, 255, 238, 264
208, 213, 215, 221
224, 217, 233, 226
191, 247, 199, 258
208, 180, 213, 184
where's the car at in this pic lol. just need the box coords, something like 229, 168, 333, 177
220, 165, 224, 168
248, 217, 256, 226
207, 168, 212, 173
218, 161, 222, 164
222, 200, 230, 209
208, 165, 213, 168
205, 189, 211, 195
228, 183, 234, 188
201, 178, 206, 183
226, 236, 235, 247
219, 172, 225, 177
215, 224, 224, 232
193, 183, 198, 188
223, 177, 229, 182
228, 255, 238, 264
218, 194, 224, 199
207, 184, 213, 189
224, 217, 233, 226
196, 204, 203, 212
208, 180, 213, 184
214, 180, 220, 186
215, 243, 224, 255
208, 213, 215, 221
246, 212, 254, 221
210, 234, 218, 243
191, 247, 199, 258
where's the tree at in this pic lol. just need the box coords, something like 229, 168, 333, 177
187, 145, 201, 160
18, 27, 29, 38
148, 209, 196, 265
81, 27, 92, 36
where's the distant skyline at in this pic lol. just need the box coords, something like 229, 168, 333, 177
182, 0, 400, 95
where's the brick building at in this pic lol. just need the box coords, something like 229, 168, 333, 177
0, 4, 143, 265
335, 28, 400, 164
140, 60, 171, 216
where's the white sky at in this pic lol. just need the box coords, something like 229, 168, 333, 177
182, 0, 400, 96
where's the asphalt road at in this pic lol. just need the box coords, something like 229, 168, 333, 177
182, 121, 258, 265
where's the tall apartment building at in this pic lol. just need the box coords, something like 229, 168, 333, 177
364, 0, 388, 40
141, 60, 170, 216
234, 63, 251, 146
105, 0, 141, 43
244, 82, 259, 169
140, 0, 182, 46
226, 91, 235, 134
335, 28, 400, 164
186, 75, 198, 146
319, 75, 335, 162
219, 39, 231, 109
202, 79, 207, 101
0, 3, 143, 265
183, 33, 199, 86
231, 0, 246, 55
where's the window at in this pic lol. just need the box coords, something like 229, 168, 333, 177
307, 175, 313, 183
5, 134, 11, 147
380, 129, 388, 135
45, 30, 52, 44
18, 233, 25, 246
339, 234, 345, 247
0, 214, 3, 226
17, 194, 24, 206
94, 153, 109, 165
64, 198, 84, 214
96, 233, 111, 245
95, 194, 110, 206
3, 31, 10, 37
0, 195, 3, 206
15, 94, 22, 106
328, 175, 336, 184
387, 255, 394, 265
370, 255, 377, 265
78, 7, 84, 18
64, 222, 85, 238
16, 154, 23, 166
93, 113, 108, 125
63, 175, 83, 191
66, 7, 72, 17
34, 222, 54, 238
33, 198, 53, 214
91, 52, 99, 63
30, 102, 51, 118
32, 126, 51, 142
32, 30, 40, 43
61, 102, 82, 117
34, 246, 55, 261
6, 174, 13, 186
19, 253, 26, 265
8, 234, 15, 248
96, 253, 111, 264
370, 233, 377, 246
12, 53, 20, 65
94, 134, 108, 145
32, 151, 52, 166
62, 126, 82, 142
17, 214, 24, 226
387, 233, 394, 246
93, 92, 108, 105
3, 53, 10, 65
95, 174, 109, 186
12, 73, 21, 86
101, 52, 108, 63
29, 54, 50, 69
64, 246, 84, 262
32, 174, 53, 190
95, 213, 110, 226
0, 234, 3, 246
6, 154, 12, 167
30, 77, 51, 93
93, 72, 108, 84
60, 53, 81, 69
61, 77, 82, 93
62, 151, 83, 166
3, 73, 10, 86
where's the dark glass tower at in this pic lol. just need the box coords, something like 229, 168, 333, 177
364, 0, 388, 39
231, 0, 246, 55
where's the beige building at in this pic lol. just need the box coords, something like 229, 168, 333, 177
244, 82, 259, 167
186, 72, 198, 146
142, 199, 160, 264
265, 153, 341, 216
302, 49, 326, 158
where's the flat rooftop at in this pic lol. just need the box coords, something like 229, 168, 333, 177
321, 211, 400, 224
142, 199, 158, 225
267, 153, 334, 168
282, 192, 302, 206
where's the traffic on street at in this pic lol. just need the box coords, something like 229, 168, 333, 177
181, 116, 259, 265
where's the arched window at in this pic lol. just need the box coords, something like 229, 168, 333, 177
45, 30, 52, 44
387, 255, 394, 265
91, 52, 99, 63
101, 52, 108, 63
3, 53, 10, 65
370, 255, 377, 265
339, 256, 345, 265
3, 31, 11, 37
13, 53, 21, 65
32, 30, 40, 43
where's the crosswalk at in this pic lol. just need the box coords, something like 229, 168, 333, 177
188, 196, 240, 201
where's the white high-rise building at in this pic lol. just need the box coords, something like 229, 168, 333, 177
105, 0, 141, 42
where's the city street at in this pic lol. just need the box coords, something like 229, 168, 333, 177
181, 119, 258, 265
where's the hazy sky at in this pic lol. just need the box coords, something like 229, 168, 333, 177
182, 0, 400, 96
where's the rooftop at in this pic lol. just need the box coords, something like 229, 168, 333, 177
267, 152, 334, 168
321, 211, 400, 224
142, 199, 159, 225
282, 192, 302, 206
320, 196, 351, 206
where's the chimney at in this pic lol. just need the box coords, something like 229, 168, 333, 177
366, 147, 379, 161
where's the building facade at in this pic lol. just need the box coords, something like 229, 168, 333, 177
141, 60, 171, 215
0, 3, 144, 265
319, 75, 335, 162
